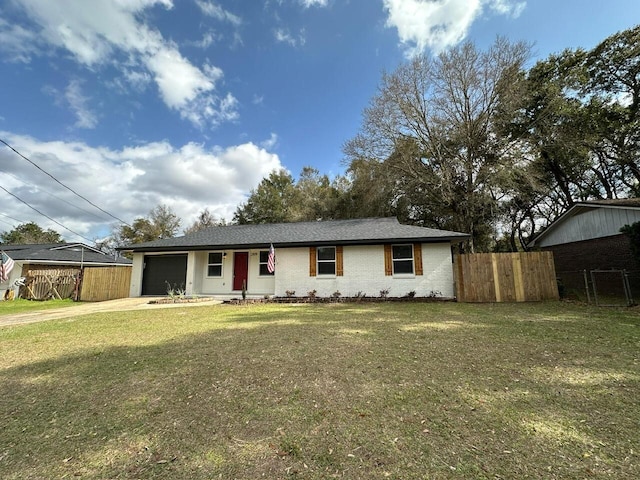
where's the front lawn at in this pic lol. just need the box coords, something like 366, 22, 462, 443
0, 302, 638, 479
0, 298, 78, 316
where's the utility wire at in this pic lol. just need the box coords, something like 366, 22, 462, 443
0, 217, 16, 228
0, 171, 107, 222
0, 184, 95, 244
0, 211, 25, 224
0, 138, 131, 226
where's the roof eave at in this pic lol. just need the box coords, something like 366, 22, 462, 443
120, 235, 470, 253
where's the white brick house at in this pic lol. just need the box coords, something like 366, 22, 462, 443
120, 217, 469, 298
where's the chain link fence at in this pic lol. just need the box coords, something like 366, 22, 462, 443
556, 269, 638, 306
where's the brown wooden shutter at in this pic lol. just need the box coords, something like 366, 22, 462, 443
309, 247, 317, 277
414, 243, 423, 276
336, 246, 344, 276
384, 244, 392, 276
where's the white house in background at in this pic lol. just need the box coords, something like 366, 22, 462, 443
119, 217, 469, 298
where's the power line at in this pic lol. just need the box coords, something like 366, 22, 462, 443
0, 211, 25, 224
0, 138, 131, 226
0, 171, 107, 222
0, 217, 17, 228
0, 184, 95, 243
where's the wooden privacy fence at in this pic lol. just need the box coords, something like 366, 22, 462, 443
19, 266, 131, 302
454, 252, 559, 303
79, 266, 132, 302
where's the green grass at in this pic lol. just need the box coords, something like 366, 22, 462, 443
0, 298, 78, 316
1, 302, 639, 479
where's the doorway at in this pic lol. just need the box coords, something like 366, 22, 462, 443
233, 252, 249, 291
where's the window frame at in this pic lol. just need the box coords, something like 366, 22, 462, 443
392, 244, 414, 275
258, 250, 274, 276
316, 246, 337, 276
206, 251, 224, 278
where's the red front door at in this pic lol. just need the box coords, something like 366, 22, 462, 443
233, 252, 249, 291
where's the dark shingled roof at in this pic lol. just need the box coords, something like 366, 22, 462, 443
120, 217, 470, 252
1, 243, 131, 265
576, 198, 640, 208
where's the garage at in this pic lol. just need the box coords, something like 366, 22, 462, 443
141, 254, 188, 296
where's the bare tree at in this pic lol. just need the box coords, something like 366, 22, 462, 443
184, 208, 225, 234
344, 38, 530, 252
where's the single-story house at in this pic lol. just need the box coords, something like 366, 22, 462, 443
528, 198, 640, 273
0, 243, 132, 297
119, 217, 469, 298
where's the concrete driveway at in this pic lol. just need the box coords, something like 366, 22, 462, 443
0, 297, 222, 327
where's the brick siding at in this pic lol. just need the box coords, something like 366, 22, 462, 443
543, 233, 639, 273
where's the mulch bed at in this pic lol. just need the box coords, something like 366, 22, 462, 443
148, 297, 218, 305
226, 296, 455, 305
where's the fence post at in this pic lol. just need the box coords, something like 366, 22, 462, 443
583, 270, 591, 304
623, 270, 634, 306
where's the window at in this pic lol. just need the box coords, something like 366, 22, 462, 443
207, 252, 223, 277
259, 251, 274, 276
392, 244, 414, 274
317, 246, 336, 275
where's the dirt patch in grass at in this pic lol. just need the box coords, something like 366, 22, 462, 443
0, 302, 638, 479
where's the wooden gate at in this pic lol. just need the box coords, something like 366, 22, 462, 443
21, 269, 80, 300
79, 266, 132, 302
18, 266, 131, 302
454, 252, 559, 303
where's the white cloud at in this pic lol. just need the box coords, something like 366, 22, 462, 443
123, 69, 153, 91
488, 0, 525, 17
300, 0, 328, 7
0, 18, 40, 62
260, 133, 278, 150
189, 31, 219, 49
42, 80, 98, 129
4, 0, 235, 128
144, 46, 214, 109
0, 132, 283, 241
64, 80, 98, 129
195, 0, 242, 25
383, 0, 527, 55
274, 28, 306, 47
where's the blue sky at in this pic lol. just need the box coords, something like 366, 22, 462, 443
0, 0, 638, 243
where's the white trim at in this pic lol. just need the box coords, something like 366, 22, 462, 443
20, 260, 131, 267
391, 244, 414, 275
49, 243, 104, 254
316, 246, 336, 276
258, 250, 275, 277
206, 251, 225, 278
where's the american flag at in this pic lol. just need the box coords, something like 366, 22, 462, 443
1, 251, 15, 283
267, 244, 276, 273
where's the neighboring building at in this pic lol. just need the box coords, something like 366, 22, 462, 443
528, 199, 640, 273
0, 243, 132, 297
119, 217, 469, 298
